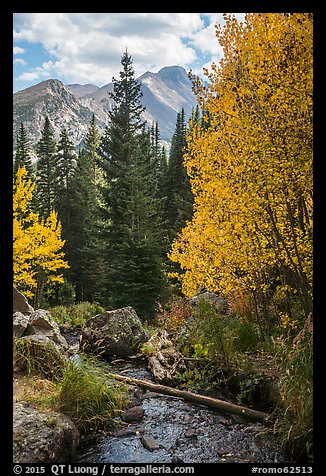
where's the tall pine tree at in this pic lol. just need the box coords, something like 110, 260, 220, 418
83, 113, 101, 187
14, 123, 33, 179
35, 116, 57, 218
98, 50, 162, 317
68, 116, 106, 302
165, 108, 193, 244
54, 128, 77, 234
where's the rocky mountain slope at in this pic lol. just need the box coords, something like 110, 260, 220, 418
13, 66, 198, 151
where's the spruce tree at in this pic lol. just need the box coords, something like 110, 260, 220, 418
14, 123, 33, 179
98, 50, 162, 317
166, 108, 193, 243
67, 116, 106, 302
83, 113, 101, 186
67, 148, 106, 302
54, 128, 77, 230
35, 116, 57, 218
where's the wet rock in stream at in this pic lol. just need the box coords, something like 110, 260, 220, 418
77, 393, 285, 463
77, 359, 286, 463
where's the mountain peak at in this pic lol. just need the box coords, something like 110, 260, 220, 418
38, 78, 67, 91
158, 65, 189, 82
13, 64, 197, 148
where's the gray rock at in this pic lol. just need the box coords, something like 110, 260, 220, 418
13, 286, 34, 315
140, 435, 159, 451
81, 307, 149, 357
110, 428, 145, 437
134, 388, 145, 399
122, 406, 145, 423
188, 288, 229, 314
13, 402, 79, 463
13, 312, 30, 337
27, 309, 68, 350
15, 335, 67, 377
140, 392, 161, 400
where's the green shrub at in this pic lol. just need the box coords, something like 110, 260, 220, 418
232, 321, 261, 352
49, 301, 105, 332
187, 298, 233, 364
236, 373, 266, 406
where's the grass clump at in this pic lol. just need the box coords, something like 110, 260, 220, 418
15, 350, 126, 435
271, 332, 313, 462
13, 336, 66, 380
53, 355, 126, 434
48, 301, 105, 332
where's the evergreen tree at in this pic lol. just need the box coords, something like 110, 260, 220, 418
83, 113, 101, 187
98, 50, 163, 317
68, 148, 106, 302
66, 116, 106, 302
191, 104, 201, 126
35, 116, 57, 218
159, 146, 168, 183
51, 128, 77, 298
54, 128, 77, 230
14, 123, 33, 179
150, 121, 161, 160
165, 108, 193, 243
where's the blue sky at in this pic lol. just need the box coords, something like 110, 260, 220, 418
13, 13, 245, 93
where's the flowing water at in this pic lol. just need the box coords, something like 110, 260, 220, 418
76, 359, 286, 464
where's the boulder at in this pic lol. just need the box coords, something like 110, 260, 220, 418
13, 311, 30, 337
122, 405, 145, 423
27, 309, 68, 350
13, 286, 34, 315
188, 287, 229, 314
13, 402, 79, 463
81, 306, 149, 357
14, 335, 67, 378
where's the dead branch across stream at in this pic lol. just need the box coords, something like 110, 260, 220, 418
108, 372, 272, 424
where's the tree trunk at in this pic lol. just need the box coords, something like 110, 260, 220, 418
108, 372, 271, 424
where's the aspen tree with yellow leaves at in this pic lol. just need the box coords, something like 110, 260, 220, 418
13, 167, 69, 306
169, 13, 313, 331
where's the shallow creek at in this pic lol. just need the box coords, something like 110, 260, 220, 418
76, 359, 286, 464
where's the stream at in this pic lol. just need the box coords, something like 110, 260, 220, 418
76, 358, 286, 464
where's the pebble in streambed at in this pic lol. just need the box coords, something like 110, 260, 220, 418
77, 392, 286, 463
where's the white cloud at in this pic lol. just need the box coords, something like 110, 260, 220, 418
17, 60, 55, 82
192, 22, 223, 55
18, 71, 42, 81
192, 13, 246, 56
13, 46, 25, 54
13, 13, 205, 85
13, 13, 247, 87
13, 58, 27, 65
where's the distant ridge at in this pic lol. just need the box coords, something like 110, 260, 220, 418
13, 66, 198, 151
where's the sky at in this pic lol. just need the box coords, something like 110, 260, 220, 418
13, 13, 246, 93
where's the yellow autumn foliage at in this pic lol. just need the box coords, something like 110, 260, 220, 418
13, 167, 69, 298
169, 14, 313, 321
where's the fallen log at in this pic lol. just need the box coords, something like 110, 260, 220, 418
108, 372, 272, 424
